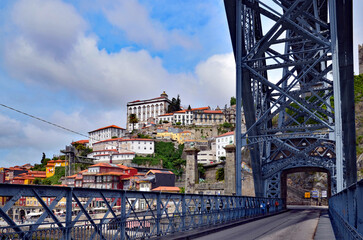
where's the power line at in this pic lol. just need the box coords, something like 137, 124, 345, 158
0, 103, 131, 151
0, 103, 89, 139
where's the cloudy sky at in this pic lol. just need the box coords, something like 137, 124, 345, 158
0, 0, 362, 168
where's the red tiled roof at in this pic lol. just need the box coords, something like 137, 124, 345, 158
119, 138, 153, 142
117, 164, 136, 170
74, 140, 89, 144
146, 170, 174, 175
216, 131, 234, 138
191, 107, 210, 111
181, 131, 191, 133
203, 110, 223, 114
175, 110, 186, 113
89, 125, 125, 133
152, 186, 180, 192
158, 113, 174, 116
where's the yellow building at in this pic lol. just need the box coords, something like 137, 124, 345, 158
176, 131, 192, 144
46, 160, 68, 178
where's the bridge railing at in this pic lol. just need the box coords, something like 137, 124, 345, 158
0, 184, 284, 239
329, 179, 363, 240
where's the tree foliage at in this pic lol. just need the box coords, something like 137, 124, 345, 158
32, 153, 50, 171
230, 96, 236, 106
41, 166, 66, 185
132, 142, 185, 176
216, 168, 224, 181
168, 95, 182, 113
129, 114, 139, 130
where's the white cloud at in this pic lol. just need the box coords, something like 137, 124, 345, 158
11, 0, 86, 59
194, 53, 236, 107
102, 0, 195, 50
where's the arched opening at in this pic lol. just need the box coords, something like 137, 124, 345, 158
281, 167, 331, 206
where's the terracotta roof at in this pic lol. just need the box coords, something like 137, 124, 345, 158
191, 107, 210, 111
117, 164, 136, 170
146, 170, 174, 175
158, 113, 174, 116
203, 110, 223, 114
216, 131, 234, 138
175, 110, 186, 113
74, 140, 89, 144
181, 131, 191, 133
90, 163, 121, 168
119, 138, 153, 142
89, 125, 125, 133
152, 186, 180, 192
66, 174, 77, 179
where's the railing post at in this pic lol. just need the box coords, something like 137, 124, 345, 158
358, 182, 363, 233
156, 192, 161, 236
121, 190, 126, 240
65, 187, 72, 240
181, 194, 186, 231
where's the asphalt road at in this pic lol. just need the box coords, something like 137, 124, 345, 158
195, 206, 326, 240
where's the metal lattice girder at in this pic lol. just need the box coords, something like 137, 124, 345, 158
0, 184, 285, 239
224, 0, 356, 197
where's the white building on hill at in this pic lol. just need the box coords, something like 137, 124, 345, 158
88, 125, 126, 147
215, 131, 234, 161
127, 91, 171, 130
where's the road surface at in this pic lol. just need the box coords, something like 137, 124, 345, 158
195, 206, 329, 240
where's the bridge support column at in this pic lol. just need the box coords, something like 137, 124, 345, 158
185, 148, 199, 194
224, 144, 236, 195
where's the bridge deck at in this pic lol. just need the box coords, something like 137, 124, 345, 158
169, 206, 335, 240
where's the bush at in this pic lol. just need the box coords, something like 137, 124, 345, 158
216, 168, 224, 181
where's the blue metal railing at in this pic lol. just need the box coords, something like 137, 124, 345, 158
0, 184, 284, 239
329, 179, 363, 240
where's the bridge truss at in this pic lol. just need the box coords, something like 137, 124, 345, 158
224, 0, 356, 197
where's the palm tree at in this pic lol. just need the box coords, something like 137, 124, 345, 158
129, 114, 138, 131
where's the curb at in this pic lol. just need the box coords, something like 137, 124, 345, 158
157, 209, 289, 240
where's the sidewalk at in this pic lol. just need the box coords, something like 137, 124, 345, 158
314, 209, 336, 240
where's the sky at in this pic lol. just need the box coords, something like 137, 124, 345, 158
0, 0, 362, 168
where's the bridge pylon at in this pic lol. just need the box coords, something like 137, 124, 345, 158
224, 0, 356, 197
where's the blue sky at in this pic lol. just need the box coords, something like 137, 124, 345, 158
0, 0, 362, 168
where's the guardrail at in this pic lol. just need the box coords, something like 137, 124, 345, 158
329, 179, 363, 240
0, 184, 284, 239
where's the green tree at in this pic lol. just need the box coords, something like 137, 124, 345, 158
230, 96, 236, 106
33, 178, 42, 185
216, 168, 224, 181
129, 114, 138, 131
167, 95, 182, 112
198, 163, 206, 179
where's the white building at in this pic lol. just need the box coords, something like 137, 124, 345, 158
91, 138, 155, 156
215, 131, 234, 161
127, 91, 171, 130
119, 139, 154, 155
156, 107, 210, 126
91, 149, 136, 164
198, 150, 217, 165
157, 113, 174, 124
88, 125, 126, 147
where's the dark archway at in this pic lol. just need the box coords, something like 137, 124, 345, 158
281, 167, 331, 202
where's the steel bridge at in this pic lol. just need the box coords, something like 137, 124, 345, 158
0, 0, 362, 239
0, 184, 284, 239
224, 0, 356, 198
